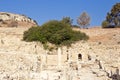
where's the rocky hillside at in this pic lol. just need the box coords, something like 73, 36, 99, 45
0, 12, 38, 27
74, 27, 120, 44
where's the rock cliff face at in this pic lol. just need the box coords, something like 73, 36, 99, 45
0, 12, 38, 27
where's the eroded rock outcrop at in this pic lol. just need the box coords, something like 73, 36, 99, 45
0, 12, 38, 27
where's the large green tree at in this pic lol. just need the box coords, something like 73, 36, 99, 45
102, 3, 120, 28
23, 20, 88, 46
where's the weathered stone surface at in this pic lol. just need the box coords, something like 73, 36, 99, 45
0, 27, 120, 80
0, 12, 38, 27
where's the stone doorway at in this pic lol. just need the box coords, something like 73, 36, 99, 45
78, 54, 82, 60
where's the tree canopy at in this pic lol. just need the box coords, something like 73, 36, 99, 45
23, 20, 89, 48
60, 17, 73, 26
102, 3, 120, 28
77, 12, 90, 28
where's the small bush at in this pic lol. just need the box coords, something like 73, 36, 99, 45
102, 20, 109, 28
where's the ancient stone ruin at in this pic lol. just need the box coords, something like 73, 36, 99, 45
0, 26, 120, 80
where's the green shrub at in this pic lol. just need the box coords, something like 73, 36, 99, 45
60, 17, 73, 26
102, 20, 109, 28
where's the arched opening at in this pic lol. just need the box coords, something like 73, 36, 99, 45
78, 54, 82, 60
